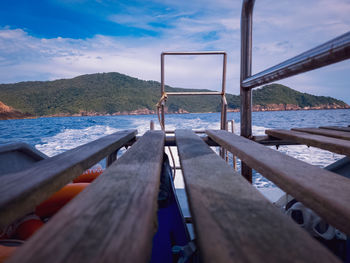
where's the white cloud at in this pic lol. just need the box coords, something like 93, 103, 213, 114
0, 0, 349, 104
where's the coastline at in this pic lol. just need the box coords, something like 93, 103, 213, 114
1, 104, 349, 121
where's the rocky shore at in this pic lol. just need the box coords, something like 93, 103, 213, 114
0, 101, 32, 120
1, 100, 349, 120
228, 103, 350, 112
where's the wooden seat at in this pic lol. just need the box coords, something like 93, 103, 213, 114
7, 130, 165, 263
0, 129, 137, 228
320, 126, 350, 132
175, 129, 339, 263
292, 127, 350, 141
265, 129, 350, 156
206, 129, 350, 236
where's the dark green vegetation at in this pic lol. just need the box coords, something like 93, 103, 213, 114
0, 72, 347, 116
253, 84, 347, 108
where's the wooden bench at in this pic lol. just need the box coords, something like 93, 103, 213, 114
206, 129, 350, 236
7, 130, 165, 263
0, 130, 137, 228
320, 126, 350, 132
265, 129, 350, 156
292, 127, 350, 141
176, 129, 339, 263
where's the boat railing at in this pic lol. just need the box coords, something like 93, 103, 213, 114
240, 0, 350, 138
239, 0, 350, 180
159, 51, 228, 131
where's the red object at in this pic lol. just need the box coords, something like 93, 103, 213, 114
16, 219, 44, 240
0, 245, 16, 263
73, 169, 103, 183
36, 183, 89, 218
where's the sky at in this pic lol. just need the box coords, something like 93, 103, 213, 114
0, 0, 349, 103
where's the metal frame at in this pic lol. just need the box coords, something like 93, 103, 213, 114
240, 0, 350, 181
242, 31, 350, 90
160, 51, 227, 131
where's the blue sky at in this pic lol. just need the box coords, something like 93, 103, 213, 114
0, 0, 349, 103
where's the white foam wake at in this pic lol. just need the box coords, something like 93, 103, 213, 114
35, 125, 120, 157
34, 117, 345, 191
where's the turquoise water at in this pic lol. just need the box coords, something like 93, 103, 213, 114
1, 109, 349, 187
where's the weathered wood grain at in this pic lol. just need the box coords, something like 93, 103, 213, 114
266, 129, 350, 156
320, 126, 350, 132
176, 129, 339, 263
206, 129, 350, 236
8, 130, 164, 263
0, 130, 137, 228
292, 127, 350, 141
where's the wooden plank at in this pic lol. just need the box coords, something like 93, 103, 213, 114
292, 127, 350, 141
252, 135, 300, 146
206, 129, 350, 236
8, 131, 165, 263
175, 129, 339, 263
0, 129, 137, 228
320, 126, 350, 132
266, 129, 350, 156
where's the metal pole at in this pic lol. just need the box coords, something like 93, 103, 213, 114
240, 0, 255, 182
242, 31, 350, 89
161, 53, 165, 130
231, 120, 237, 170
220, 52, 227, 131
222, 53, 227, 95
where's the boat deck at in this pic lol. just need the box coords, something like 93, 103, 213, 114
1, 128, 349, 262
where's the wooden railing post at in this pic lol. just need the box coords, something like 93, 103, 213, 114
106, 149, 118, 167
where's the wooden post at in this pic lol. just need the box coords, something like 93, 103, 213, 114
150, 120, 155, 130
106, 150, 118, 167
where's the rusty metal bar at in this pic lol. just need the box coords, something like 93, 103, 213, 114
160, 54, 166, 130
222, 52, 227, 95
166, 91, 222, 96
221, 96, 228, 131
231, 120, 237, 170
242, 31, 350, 89
160, 51, 227, 132
162, 51, 226, 56
220, 52, 228, 157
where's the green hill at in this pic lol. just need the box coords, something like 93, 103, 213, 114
0, 72, 347, 117
253, 84, 347, 108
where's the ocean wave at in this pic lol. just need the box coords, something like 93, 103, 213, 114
33, 115, 345, 190
35, 125, 120, 157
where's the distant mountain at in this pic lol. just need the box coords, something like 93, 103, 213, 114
252, 84, 349, 111
0, 72, 348, 119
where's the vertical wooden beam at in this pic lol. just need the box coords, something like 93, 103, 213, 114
106, 150, 118, 167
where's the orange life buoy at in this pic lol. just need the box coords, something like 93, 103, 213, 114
73, 169, 103, 183
36, 183, 89, 218
15, 218, 44, 240
1, 214, 43, 241
0, 245, 16, 263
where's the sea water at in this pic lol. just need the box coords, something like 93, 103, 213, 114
1, 109, 349, 190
